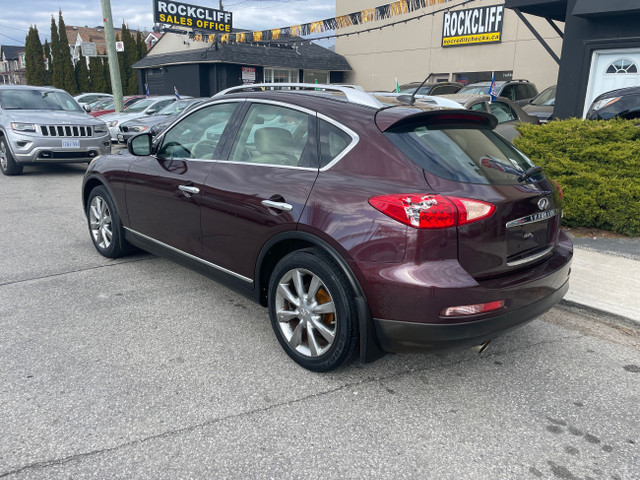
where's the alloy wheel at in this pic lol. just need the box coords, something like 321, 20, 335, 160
0, 141, 7, 172
275, 268, 337, 358
89, 195, 113, 250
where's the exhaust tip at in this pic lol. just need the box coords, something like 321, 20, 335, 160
471, 340, 491, 354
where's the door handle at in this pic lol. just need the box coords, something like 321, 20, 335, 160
178, 185, 200, 194
261, 199, 293, 212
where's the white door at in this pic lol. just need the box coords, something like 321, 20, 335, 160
583, 48, 640, 117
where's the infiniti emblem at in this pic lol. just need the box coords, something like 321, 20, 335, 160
537, 198, 550, 211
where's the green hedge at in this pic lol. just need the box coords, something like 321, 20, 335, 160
514, 118, 640, 236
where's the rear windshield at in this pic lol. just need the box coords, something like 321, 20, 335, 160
385, 125, 540, 185
458, 85, 491, 95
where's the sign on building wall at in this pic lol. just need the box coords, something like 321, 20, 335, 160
442, 5, 504, 48
153, 0, 233, 32
241, 66, 256, 84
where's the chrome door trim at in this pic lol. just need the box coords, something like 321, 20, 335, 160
123, 227, 253, 284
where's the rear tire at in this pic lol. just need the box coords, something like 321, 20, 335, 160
0, 137, 23, 176
86, 186, 130, 258
268, 249, 359, 372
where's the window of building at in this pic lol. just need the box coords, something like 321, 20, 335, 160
606, 59, 638, 74
264, 68, 299, 83
303, 70, 329, 84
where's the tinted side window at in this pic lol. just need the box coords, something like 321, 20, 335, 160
432, 85, 460, 95
469, 102, 488, 112
319, 119, 353, 168
500, 85, 515, 101
228, 103, 312, 167
158, 102, 237, 159
489, 102, 517, 123
527, 85, 539, 98
515, 84, 530, 100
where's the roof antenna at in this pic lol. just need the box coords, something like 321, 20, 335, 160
397, 75, 430, 106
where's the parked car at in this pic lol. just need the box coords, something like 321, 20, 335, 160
523, 85, 556, 123
101, 96, 182, 142
397, 82, 463, 95
438, 94, 540, 143
458, 79, 539, 106
585, 86, 640, 120
81, 83, 572, 371
117, 98, 207, 143
0, 85, 110, 176
89, 95, 146, 118
74, 93, 112, 108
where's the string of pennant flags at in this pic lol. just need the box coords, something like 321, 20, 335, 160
186, 0, 458, 44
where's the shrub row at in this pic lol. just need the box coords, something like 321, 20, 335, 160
514, 118, 640, 236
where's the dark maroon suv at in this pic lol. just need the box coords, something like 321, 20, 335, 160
82, 84, 572, 371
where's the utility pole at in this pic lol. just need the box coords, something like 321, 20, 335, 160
219, 1, 224, 10
100, 0, 124, 112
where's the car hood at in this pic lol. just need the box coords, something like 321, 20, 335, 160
522, 104, 553, 119
100, 112, 144, 123
120, 114, 173, 128
6, 109, 104, 125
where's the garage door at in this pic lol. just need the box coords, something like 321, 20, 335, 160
583, 48, 640, 117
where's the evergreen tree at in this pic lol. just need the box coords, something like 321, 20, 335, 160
116, 31, 127, 93
43, 40, 52, 85
123, 24, 138, 94
88, 56, 105, 92
57, 9, 77, 94
50, 16, 64, 89
25, 26, 46, 86
136, 31, 147, 61
75, 52, 90, 92
103, 59, 112, 94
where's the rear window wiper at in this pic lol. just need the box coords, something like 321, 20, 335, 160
518, 166, 543, 182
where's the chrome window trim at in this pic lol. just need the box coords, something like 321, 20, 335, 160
216, 160, 316, 171
507, 246, 554, 267
317, 113, 360, 172
124, 227, 253, 284
506, 209, 558, 229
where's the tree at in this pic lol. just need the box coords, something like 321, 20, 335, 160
102, 59, 112, 94
25, 25, 46, 86
136, 31, 147, 60
57, 9, 77, 94
50, 16, 64, 89
75, 52, 90, 92
88, 56, 105, 92
43, 40, 52, 85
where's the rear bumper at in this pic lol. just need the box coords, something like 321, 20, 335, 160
373, 277, 569, 353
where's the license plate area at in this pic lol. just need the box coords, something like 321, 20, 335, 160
62, 140, 80, 148
507, 219, 550, 258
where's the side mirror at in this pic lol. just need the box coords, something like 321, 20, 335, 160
128, 133, 153, 156
83, 104, 92, 113
145, 108, 156, 115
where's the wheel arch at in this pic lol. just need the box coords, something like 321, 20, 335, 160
255, 231, 385, 363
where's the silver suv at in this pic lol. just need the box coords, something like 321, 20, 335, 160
0, 85, 111, 176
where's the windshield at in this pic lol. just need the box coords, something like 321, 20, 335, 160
385, 125, 540, 185
458, 85, 493, 95
530, 86, 556, 106
0, 89, 82, 111
124, 98, 156, 113
157, 100, 193, 115
92, 99, 113, 110
399, 86, 433, 95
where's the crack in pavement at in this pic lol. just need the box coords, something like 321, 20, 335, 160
0, 256, 158, 288
0, 332, 583, 477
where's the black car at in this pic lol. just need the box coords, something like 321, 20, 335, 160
397, 82, 463, 95
523, 85, 556, 123
459, 80, 538, 106
586, 86, 640, 120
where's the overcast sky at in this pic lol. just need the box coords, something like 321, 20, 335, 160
0, 0, 336, 46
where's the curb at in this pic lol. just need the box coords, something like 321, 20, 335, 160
559, 299, 640, 331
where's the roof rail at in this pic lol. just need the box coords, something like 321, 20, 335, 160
214, 83, 383, 109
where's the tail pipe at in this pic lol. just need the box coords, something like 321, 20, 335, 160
471, 340, 491, 354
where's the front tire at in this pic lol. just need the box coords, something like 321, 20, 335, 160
268, 249, 359, 372
0, 137, 23, 176
86, 186, 129, 258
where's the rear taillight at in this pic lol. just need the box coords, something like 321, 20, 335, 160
368, 194, 495, 229
551, 179, 563, 199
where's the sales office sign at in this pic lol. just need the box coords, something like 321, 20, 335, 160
154, 0, 232, 32
442, 5, 504, 47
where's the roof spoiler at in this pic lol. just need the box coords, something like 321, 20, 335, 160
376, 109, 498, 131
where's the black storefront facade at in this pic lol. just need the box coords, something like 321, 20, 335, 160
132, 36, 351, 98
505, 0, 640, 118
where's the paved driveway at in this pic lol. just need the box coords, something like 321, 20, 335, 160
1, 163, 639, 479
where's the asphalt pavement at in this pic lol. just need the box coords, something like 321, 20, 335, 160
0, 162, 639, 479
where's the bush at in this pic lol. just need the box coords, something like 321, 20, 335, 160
514, 118, 640, 236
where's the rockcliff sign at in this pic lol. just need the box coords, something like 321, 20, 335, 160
154, 0, 233, 32
442, 5, 504, 47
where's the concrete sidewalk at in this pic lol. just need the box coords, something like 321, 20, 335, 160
563, 246, 640, 325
